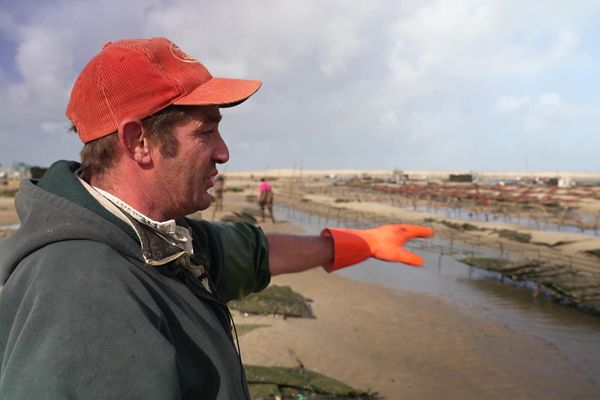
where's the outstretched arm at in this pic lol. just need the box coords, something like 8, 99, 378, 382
267, 224, 435, 276
267, 234, 333, 275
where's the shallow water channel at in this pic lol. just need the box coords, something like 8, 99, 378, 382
275, 204, 600, 388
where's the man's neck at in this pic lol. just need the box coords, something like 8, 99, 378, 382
88, 171, 172, 222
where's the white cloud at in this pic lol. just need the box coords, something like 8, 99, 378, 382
386, 0, 589, 95
403, 110, 462, 143
0, 9, 19, 38
535, 93, 563, 112
380, 110, 399, 128
5, 84, 28, 107
550, 30, 579, 60
144, 0, 377, 79
495, 95, 530, 117
495, 92, 568, 132
315, 3, 374, 76
40, 121, 70, 136
15, 27, 74, 106
388, 0, 504, 89
524, 92, 566, 132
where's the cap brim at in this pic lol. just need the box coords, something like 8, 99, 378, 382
173, 77, 262, 108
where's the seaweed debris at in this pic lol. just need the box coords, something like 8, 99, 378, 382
245, 365, 379, 399
461, 257, 511, 271
229, 285, 315, 318
236, 324, 269, 336
224, 186, 244, 192
440, 220, 480, 231
220, 211, 259, 224
584, 249, 600, 259
461, 257, 600, 314
497, 229, 531, 243
0, 189, 18, 197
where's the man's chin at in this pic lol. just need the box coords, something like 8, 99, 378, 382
195, 194, 214, 212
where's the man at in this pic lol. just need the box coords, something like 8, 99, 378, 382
0, 37, 433, 399
258, 177, 275, 223
212, 175, 225, 216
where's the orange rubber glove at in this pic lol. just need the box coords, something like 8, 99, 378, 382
321, 224, 435, 272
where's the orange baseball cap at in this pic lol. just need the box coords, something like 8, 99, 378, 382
66, 37, 262, 143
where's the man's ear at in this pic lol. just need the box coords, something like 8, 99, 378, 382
117, 118, 152, 165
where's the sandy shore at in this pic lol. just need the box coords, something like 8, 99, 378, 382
2, 186, 600, 398
0, 197, 19, 226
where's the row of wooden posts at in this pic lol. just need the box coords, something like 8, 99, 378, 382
274, 188, 600, 277
290, 182, 600, 236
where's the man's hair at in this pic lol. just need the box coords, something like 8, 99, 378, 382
76, 106, 191, 181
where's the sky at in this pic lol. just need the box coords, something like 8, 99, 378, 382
0, 0, 599, 173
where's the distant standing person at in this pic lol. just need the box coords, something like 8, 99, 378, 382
258, 177, 275, 223
212, 175, 225, 217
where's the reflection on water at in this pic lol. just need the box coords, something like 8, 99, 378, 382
275, 204, 600, 388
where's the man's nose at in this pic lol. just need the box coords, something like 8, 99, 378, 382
213, 132, 230, 164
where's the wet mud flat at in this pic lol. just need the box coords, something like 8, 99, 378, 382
232, 285, 378, 399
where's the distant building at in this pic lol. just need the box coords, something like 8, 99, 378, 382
448, 174, 473, 183
574, 178, 600, 187
11, 162, 32, 180
391, 168, 407, 184
558, 177, 574, 188
405, 173, 428, 181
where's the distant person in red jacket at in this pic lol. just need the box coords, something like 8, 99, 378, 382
258, 178, 275, 223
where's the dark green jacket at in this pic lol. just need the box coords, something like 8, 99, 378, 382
0, 161, 270, 399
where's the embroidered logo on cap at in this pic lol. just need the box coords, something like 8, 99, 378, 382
170, 42, 197, 63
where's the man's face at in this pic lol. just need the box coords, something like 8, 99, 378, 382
153, 105, 229, 218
